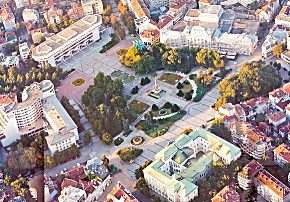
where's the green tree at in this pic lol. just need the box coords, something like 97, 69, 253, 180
44, 155, 56, 169
273, 42, 286, 58
101, 155, 110, 167
4, 43, 16, 54
132, 54, 156, 74
84, 130, 92, 144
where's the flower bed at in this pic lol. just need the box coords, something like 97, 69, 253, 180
116, 147, 143, 162
159, 73, 182, 85
72, 78, 85, 86
129, 100, 149, 115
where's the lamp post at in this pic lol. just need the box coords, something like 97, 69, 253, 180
79, 58, 83, 72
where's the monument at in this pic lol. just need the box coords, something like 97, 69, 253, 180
148, 77, 165, 99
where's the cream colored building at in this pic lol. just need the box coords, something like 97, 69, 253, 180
0, 80, 79, 155
22, 8, 39, 23
32, 15, 102, 67
58, 186, 86, 202
0, 4, 15, 31
160, 24, 258, 55
143, 127, 241, 202
19, 42, 30, 60
273, 143, 290, 168
81, 0, 103, 15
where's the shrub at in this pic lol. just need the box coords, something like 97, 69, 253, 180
189, 74, 196, 80
171, 104, 180, 113
176, 90, 184, 97
116, 147, 143, 162
177, 82, 184, 89
189, 89, 194, 94
144, 77, 151, 84
131, 86, 139, 94
152, 104, 159, 111
163, 102, 172, 109
140, 78, 145, 85
185, 92, 192, 100
277, 63, 281, 70
114, 137, 124, 146
183, 80, 190, 85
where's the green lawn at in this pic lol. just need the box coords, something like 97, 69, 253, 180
136, 110, 186, 138
111, 70, 123, 77
129, 100, 149, 115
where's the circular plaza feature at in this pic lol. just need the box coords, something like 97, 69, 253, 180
72, 78, 85, 86
131, 136, 145, 146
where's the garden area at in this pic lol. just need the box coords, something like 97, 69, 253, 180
114, 137, 124, 146
116, 147, 143, 162
176, 80, 194, 100
159, 73, 182, 85
111, 70, 135, 84
136, 108, 186, 138
72, 78, 85, 86
189, 70, 220, 102
129, 100, 150, 116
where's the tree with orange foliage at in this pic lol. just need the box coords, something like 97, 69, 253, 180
110, 13, 116, 25
118, 1, 127, 14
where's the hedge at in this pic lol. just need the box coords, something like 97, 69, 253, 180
100, 34, 119, 53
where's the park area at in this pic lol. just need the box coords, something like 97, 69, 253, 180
129, 100, 150, 115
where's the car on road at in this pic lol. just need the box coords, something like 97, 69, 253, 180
131, 34, 136, 37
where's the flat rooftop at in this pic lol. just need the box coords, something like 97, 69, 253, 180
32, 15, 102, 57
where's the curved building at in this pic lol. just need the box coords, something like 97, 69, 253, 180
32, 15, 102, 67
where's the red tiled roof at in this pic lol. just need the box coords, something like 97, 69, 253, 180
61, 178, 78, 189
67, 166, 87, 181
269, 111, 286, 123
274, 143, 290, 163
67, 6, 84, 16
157, 16, 173, 29
107, 182, 139, 202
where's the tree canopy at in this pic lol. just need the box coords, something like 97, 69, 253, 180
216, 60, 282, 108
117, 42, 224, 74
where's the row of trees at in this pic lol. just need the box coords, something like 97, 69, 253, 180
60, 96, 84, 132
215, 60, 282, 109
82, 72, 133, 144
117, 43, 225, 74
0, 63, 65, 95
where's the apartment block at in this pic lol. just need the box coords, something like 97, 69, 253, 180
0, 4, 15, 31
273, 143, 290, 167
19, 42, 30, 60
81, 0, 103, 15
106, 181, 139, 202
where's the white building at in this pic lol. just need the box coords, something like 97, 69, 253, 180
143, 127, 241, 202
22, 8, 39, 23
220, 0, 256, 7
43, 7, 63, 25
58, 186, 86, 202
160, 24, 258, 55
184, 5, 223, 24
81, 0, 103, 15
0, 4, 15, 31
0, 56, 19, 68
32, 15, 102, 67
268, 111, 287, 127
273, 143, 290, 168
262, 27, 287, 59
0, 80, 79, 155
19, 42, 30, 60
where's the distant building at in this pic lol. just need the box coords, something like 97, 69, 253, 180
22, 8, 39, 23
32, 15, 102, 67
268, 111, 287, 127
43, 6, 63, 24
230, 121, 272, 159
274, 143, 290, 167
275, 5, 290, 29
0, 4, 15, 31
67, 6, 84, 21
19, 42, 30, 60
238, 160, 290, 202
143, 127, 241, 201
30, 27, 48, 44
211, 185, 240, 202
262, 26, 287, 59
0, 56, 19, 68
106, 181, 139, 202
58, 186, 87, 202
81, 0, 103, 15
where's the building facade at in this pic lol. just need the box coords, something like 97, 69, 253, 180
19, 42, 30, 60
81, 0, 103, 15
273, 143, 290, 168
0, 4, 15, 31
106, 181, 139, 202
143, 127, 241, 202
32, 15, 102, 67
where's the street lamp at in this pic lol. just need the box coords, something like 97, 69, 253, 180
79, 58, 83, 72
